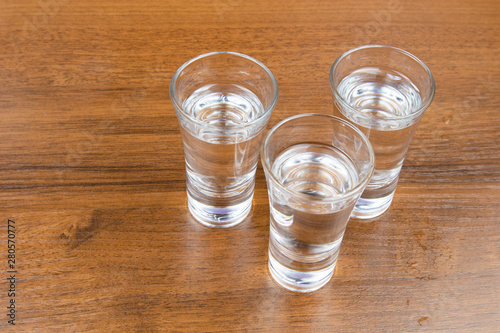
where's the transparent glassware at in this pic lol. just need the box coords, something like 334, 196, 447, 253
261, 114, 374, 292
330, 45, 435, 219
170, 52, 278, 228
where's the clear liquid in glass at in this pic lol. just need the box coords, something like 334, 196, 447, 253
268, 143, 359, 292
179, 84, 265, 227
335, 67, 423, 218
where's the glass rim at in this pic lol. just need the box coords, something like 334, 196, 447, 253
261, 113, 375, 203
169, 51, 279, 130
329, 45, 436, 122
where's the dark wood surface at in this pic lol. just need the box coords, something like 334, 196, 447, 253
1, 0, 499, 331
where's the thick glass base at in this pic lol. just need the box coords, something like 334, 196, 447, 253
268, 251, 335, 293
351, 191, 395, 219
187, 192, 252, 228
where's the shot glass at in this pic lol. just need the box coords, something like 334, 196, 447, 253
330, 45, 435, 219
170, 52, 278, 228
261, 114, 375, 292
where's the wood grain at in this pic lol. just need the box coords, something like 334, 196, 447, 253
1, 0, 499, 331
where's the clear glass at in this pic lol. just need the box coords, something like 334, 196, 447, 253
330, 45, 435, 219
170, 52, 278, 228
261, 114, 375, 292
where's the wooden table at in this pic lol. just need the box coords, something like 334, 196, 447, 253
1, 0, 499, 331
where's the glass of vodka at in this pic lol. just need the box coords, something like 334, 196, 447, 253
261, 114, 375, 292
170, 52, 278, 228
330, 45, 435, 219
